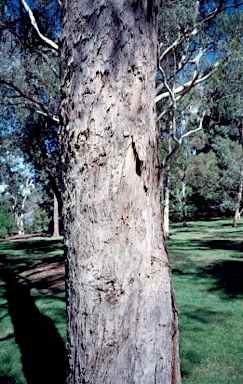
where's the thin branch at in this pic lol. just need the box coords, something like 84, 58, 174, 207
156, 64, 219, 104
22, 40, 59, 77
36, 110, 60, 122
161, 111, 206, 168
0, 79, 58, 123
159, 33, 181, 62
5, 27, 59, 76
19, 0, 59, 52
181, 110, 206, 140
159, 0, 243, 64
161, 141, 180, 168
156, 93, 184, 123
159, 66, 175, 104
157, 0, 243, 100
198, 1, 243, 25
157, 102, 173, 122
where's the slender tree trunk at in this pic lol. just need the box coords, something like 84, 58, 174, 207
163, 165, 171, 238
12, 198, 25, 235
14, 212, 25, 235
181, 180, 187, 227
163, 135, 172, 238
233, 123, 243, 228
233, 165, 243, 228
18, 213, 25, 235
60, 1, 181, 383
52, 192, 60, 237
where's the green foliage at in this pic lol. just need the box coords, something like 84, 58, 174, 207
166, 4, 243, 222
30, 205, 50, 233
0, 0, 61, 208
169, 219, 243, 383
0, 197, 16, 238
159, 0, 198, 44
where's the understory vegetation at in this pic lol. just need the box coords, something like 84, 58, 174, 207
0, 219, 242, 383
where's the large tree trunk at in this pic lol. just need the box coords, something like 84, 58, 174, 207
60, 1, 181, 383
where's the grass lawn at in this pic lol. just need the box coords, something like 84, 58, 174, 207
0, 237, 66, 384
168, 219, 243, 384
0, 219, 242, 383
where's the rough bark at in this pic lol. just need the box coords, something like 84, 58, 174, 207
60, 1, 181, 383
53, 192, 60, 237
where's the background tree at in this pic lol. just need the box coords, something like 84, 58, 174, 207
0, 145, 34, 235
0, 0, 61, 236
157, 1, 243, 232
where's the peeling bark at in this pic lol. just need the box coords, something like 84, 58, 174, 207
60, 1, 181, 383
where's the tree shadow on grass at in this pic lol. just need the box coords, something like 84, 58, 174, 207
0, 239, 63, 260
1, 271, 67, 384
178, 307, 227, 379
198, 260, 243, 298
202, 239, 243, 252
0, 239, 67, 383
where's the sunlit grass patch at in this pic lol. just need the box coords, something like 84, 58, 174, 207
169, 218, 243, 383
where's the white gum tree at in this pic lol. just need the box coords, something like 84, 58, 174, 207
156, 0, 243, 237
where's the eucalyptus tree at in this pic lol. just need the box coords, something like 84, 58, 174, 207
0, 0, 61, 236
0, 141, 34, 235
198, 19, 243, 225
157, 0, 243, 236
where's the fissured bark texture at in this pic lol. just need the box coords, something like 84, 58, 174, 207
60, 1, 181, 383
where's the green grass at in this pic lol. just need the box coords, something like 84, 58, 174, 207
0, 237, 66, 384
168, 219, 243, 383
0, 220, 242, 383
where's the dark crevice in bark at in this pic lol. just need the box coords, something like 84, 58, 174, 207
132, 139, 143, 176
